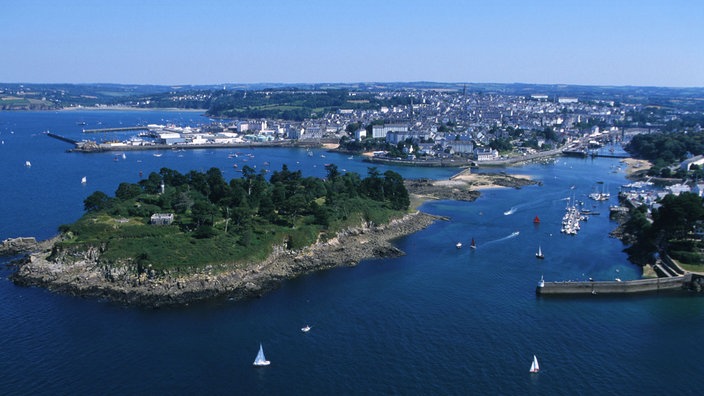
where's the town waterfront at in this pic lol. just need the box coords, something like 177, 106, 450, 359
1, 111, 703, 395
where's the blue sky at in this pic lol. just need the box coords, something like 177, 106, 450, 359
2, 0, 702, 87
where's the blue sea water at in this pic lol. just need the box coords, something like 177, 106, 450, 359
1, 111, 703, 395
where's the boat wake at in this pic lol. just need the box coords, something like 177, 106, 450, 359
504, 207, 517, 215
479, 231, 520, 248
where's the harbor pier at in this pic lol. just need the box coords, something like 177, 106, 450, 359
82, 126, 149, 133
537, 273, 704, 296
46, 132, 78, 145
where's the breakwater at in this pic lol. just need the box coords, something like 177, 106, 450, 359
46, 132, 78, 145
68, 139, 313, 153
536, 273, 704, 296
82, 126, 149, 133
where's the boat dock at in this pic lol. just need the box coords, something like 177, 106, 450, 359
82, 126, 149, 133
537, 273, 704, 296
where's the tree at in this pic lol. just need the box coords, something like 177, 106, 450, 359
489, 138, 512, 152
206, 167, 230, 203
346, 122, 362, 133
257, 195, 276, 222
652, 192, 704, 240
383, 170, 410, 210
139, 172, 163, 194
173, 191, 195, 214
361, 167, 384, 201
191, 199, 219, 227
84, 191, 112, 212
325, 163, 340, 180
160, 168, 188, 187
115, 182, 143, 201
311, 201, 330, 227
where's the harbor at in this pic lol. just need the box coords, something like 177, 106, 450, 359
4, 109, 704, 395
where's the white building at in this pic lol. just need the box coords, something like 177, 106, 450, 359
474, 148, 499, 161
448, 141, 474, 155
372, 124, 408, 139
680, 155, 704, 171
354, 128, 367, 141
531, 94, 549, 100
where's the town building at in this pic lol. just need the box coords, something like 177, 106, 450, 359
372, 124, 408, 139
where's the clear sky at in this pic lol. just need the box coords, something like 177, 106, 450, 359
2, 0, 702, 87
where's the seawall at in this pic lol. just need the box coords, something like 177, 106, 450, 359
536, 274, 703, 296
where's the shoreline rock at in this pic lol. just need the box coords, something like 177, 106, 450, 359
10, 212, 442, 308
1, 237, 40, 256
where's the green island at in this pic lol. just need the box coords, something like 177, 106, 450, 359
11, 164, 447, 306
63, 164, 410, 273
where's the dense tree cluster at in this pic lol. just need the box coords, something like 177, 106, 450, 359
624, 192, 704, 265
73, 165, 410, 271
85, 165, 410, 229
626, 130, 704, 166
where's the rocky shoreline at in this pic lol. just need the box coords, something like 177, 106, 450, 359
9, 212, 442, 308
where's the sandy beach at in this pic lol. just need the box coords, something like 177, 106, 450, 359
449, 172, 533, 190
620, 157, 652, 177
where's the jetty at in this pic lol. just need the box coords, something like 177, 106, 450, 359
82, 126, 149, 133
46, 132, 78, 145
537, 273, 704, 296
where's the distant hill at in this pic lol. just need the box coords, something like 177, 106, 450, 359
2, 82, 704, 112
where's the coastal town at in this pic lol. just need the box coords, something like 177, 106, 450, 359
51, 87, 659, 167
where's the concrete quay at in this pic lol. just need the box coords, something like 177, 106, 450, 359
536, 273, 704, 296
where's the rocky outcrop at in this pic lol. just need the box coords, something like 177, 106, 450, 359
1, 237, 40, 256
11, 212, 441, 307
405, 179, 481, 201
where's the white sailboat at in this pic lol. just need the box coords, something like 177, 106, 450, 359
535, 245, 544, 259
25, 160, 31, 167
301, 325, 311, 332
81, 176, 87, 184
529, 355, 540, 373
456, 242, 462, 249
253, 343, 270, 366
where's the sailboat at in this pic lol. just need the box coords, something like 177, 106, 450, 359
81, 176, 87, 184
535, 245, 544, 259
529, 355, 540, 373
533, 215, 540, 224
470, 238, 476, 249
456, 242, 462, 249
253, 343, 270, 366
25, 160, 31, 167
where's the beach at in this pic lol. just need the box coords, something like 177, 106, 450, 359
621, 157, 652, 177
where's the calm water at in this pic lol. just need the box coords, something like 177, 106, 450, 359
1, 111, 702, 395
